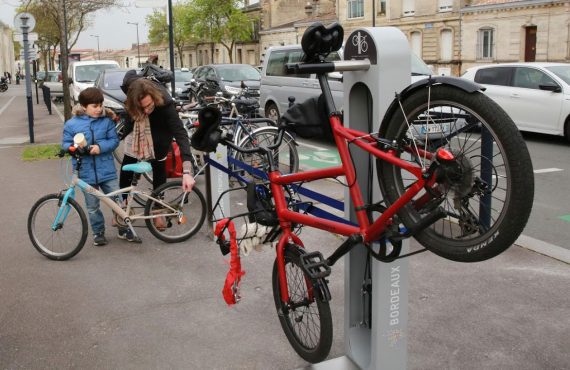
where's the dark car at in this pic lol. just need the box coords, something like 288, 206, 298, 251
94, 68, 130, 111
169, 68, 194, 100
191, 64, 261, 99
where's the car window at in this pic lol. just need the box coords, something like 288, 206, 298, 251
266, 50, 310, 78
103, 71, 127, 90
205, 68, 216, 79
175, 71, 193, 82
512, 67, 556, 90
545, 65, 570, 85
216, 65, 260, 81
75, 64, 118, 82
474, 67, 512, 86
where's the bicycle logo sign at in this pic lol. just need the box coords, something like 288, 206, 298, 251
344, 29, 377, 64
352, 32, 369, 54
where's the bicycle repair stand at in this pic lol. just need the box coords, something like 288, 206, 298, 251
305, 27, 413, 370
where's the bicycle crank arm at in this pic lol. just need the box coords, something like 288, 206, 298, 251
390, 207, 447, 242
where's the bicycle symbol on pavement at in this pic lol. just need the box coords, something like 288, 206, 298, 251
352, 31, 369, 54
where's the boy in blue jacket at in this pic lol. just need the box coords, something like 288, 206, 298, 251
62, 87, 120, 246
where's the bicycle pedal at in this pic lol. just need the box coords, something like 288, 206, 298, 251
300, 251, 331, 280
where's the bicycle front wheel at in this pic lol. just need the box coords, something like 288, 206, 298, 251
272, 244, 333, 363
28, 193, 88, 261
144, 180, 206, 243
377, 84, 534, 262
235, 127, 299, 184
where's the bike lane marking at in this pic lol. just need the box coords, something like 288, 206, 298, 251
534, 168, 563, 174
0, 96, 16, 118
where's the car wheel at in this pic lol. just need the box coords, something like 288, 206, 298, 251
565, 118, 570, 143
265, 102, 280, 124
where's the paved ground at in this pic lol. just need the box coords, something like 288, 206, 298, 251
0, 84, 569, 369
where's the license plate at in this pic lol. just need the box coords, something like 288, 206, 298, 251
419, 123, 449, 134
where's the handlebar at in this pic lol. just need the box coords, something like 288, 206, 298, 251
285, 59, 371, 75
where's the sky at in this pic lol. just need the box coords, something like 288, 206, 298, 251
0, 0, 164, 51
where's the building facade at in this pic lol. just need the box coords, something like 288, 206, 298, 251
461, 0, 570, 71
0, 21, 16, 78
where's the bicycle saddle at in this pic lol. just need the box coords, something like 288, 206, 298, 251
122, 161, 152, 174
191, 106, 222, 152
301, 22, 344, 62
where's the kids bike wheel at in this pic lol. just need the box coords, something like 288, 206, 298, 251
272, 244, 333, 363
377, 84, 534, 262
144, 180, 206, 243
235, 127, 299, 185
27, 194, 88, 261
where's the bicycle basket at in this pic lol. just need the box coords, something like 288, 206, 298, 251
280, 94, 333, 140
246, 182, 279, 227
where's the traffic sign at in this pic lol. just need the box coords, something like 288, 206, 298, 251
13, 32, 38, 43
20, 50, 38, 60
13, 12, 36, 32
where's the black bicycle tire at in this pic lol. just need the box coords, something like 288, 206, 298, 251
144, 180, 206, 243
272, 244, 333, 363
235, 126, 299, 185
28, 193, 88, 261
377, 84, 534, 262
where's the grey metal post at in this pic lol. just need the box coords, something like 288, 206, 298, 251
21, 16, 35, 143
342, 27, 411, 370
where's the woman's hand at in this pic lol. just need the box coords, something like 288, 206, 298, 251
182, 173, 195, 192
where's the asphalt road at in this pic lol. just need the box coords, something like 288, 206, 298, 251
296, 132, 570, 252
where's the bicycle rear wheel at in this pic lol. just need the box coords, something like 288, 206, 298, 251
235, 127, 299, 185
272, 244, 333, 363
144, 180, 206, 243
377, 84, 534, 262
28, 193, 88, 261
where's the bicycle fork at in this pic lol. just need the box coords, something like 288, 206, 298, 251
52, 187, 77, 230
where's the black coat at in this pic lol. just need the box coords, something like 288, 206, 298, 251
120, 73, 192, 163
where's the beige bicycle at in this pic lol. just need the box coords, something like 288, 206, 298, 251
27, 134, 206, 261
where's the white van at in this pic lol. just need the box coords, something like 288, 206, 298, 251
68, 60, 120, 103
259, 45, 343, 123
259, 45, 433, 123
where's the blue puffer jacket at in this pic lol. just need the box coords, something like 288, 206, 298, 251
62, 107, 119, 185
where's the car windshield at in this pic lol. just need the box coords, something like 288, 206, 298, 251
46, 72, 61, 82
103, 71, 127, 90
175, 71, 193, 82
545, 66, 570, 85
75, 64, 118, 82
411, 53, 433, 76
217, 65, 260, 81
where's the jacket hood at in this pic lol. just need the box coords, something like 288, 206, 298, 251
72, 104, 115, 119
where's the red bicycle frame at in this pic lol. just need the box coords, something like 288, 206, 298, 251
269, 113, 432, 303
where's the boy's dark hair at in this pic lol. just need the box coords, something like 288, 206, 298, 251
79, 87, 104, 107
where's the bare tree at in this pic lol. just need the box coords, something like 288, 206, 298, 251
27, 0, 119, 120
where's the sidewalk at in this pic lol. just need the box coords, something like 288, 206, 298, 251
0, 83, 63, 147
0, 85, 568, 369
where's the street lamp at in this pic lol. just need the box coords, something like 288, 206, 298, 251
90, 34, 100, 60
127, 22, 141, 68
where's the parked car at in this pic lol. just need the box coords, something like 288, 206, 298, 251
461, 62, 570, 141
259, 44, 434, 124
168, 67, 194, 100
68, 60, 120, 104
42, 71, 63, 101
93, 68, 130, 111
191, 64, 261, 100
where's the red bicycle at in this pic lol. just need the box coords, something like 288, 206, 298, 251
193, 23, 534, 363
